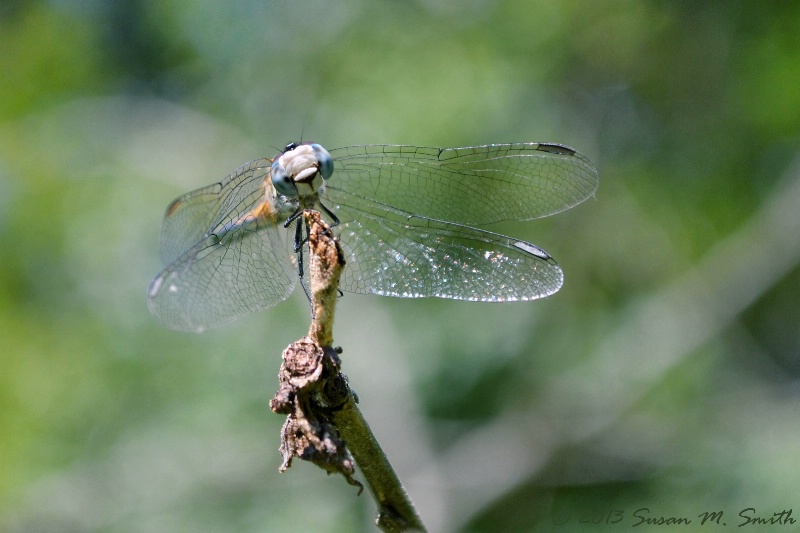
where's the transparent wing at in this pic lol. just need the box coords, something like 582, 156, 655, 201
147, 220, 296, 332
148, 158, 297, 332
326, 143, 598, 226
329, 194, 563, 301
159, 158, 272, 264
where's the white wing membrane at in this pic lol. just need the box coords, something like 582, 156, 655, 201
328, 194, 563, 301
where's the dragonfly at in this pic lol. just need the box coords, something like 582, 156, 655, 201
147, 142, 599, 332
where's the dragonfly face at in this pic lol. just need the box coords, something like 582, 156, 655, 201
270, 143, 333, 199
148, 141, 599, 332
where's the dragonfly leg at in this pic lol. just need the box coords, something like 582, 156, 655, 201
284, 208, 303, 229
318, 200, 340, 229
294, 219, 305, 275
292, 213, 314, 314
285, 205, 333, 316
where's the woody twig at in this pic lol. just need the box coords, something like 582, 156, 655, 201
270, 210, 425, 532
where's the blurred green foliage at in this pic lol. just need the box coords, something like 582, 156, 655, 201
1, 1, 799, 531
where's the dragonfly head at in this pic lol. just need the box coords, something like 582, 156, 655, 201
270, 143, 333, 198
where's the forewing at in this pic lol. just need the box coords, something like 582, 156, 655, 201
159, 158, 272, 264
326, 143, 598, 226
328, 193, 563, 301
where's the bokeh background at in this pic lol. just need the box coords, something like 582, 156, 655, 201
2, 1, 799, 532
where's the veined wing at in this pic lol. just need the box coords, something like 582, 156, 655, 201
326, 143, 598, 226
147, 217, 296, 332
159, 158, 273, 264
328, 191, 563, 301
148, 157, 297, 332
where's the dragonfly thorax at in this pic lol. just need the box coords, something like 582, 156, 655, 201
270, 143, 333, 199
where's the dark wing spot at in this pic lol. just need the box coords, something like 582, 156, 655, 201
536, 143, 576, 156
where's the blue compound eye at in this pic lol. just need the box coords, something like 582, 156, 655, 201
311, 144, 333, 180
270, 159, 297, 197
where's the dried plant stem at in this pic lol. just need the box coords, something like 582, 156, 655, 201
330, 397, 425, 532
270, 210, 425, 532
